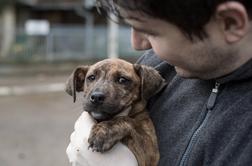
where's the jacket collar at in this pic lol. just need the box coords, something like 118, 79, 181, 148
216, 58, 252, 84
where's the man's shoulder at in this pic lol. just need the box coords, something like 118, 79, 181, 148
136, 50, 176, 81
136, 49, 164, 67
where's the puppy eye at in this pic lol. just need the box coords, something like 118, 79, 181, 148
117, 76, 131, 84
87, 75, 96, 81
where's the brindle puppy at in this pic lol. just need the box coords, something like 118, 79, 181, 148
65, 58, 166, 166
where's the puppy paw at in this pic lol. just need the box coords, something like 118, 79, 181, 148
88, 123, 117, 153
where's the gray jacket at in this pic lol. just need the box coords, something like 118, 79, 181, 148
137, 50, 252, 166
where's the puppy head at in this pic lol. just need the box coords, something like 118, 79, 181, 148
65, 59, 166, 121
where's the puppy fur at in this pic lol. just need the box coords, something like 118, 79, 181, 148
65, 58, 166, 166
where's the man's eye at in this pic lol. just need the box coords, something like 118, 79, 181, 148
87, 75, 96, 81
117, 76, 131, 84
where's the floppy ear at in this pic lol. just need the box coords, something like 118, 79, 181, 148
134, 64, 167, 101
65, 66, 89, 103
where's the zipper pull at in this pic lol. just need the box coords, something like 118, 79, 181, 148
207, 82, 220, 110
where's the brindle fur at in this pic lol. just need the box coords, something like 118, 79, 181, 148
65, 59, 166, 166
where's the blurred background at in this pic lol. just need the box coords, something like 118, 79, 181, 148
0, 0, 142, 165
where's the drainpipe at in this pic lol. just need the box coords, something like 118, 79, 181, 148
75, 6, 94, 58
107, 13, 119, 59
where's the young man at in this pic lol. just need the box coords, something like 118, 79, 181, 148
67, 0, 252, 166
95, 0, 252, 165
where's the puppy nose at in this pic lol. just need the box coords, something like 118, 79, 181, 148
90, 92, 105, 104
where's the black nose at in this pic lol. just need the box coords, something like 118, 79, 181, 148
90, 92, 105, 104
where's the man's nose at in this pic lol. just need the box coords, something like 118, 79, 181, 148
131, 28, 152, 50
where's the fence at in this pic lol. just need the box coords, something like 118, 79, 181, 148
6, 25, 142, 62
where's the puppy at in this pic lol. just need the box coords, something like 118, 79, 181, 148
65, 58, 166, 166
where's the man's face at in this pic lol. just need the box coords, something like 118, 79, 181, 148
124, 12, 236, 79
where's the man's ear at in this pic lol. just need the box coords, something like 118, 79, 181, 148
65, 66, 89, 103
215, 1, 249, 43
134, 64, 167, 101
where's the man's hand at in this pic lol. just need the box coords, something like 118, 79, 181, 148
66, 112, 138, 166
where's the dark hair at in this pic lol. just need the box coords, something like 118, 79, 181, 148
96, 0, 252, 40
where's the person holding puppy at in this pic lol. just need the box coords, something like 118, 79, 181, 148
68, 0, 252, 166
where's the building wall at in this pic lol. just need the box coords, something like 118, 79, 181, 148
16, 4, 86, 26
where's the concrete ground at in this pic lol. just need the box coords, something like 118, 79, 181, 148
0, 58, 139, 166
0, 71, 83, 166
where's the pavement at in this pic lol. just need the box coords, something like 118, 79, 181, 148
0, 63, 84, 166
0, 58, 139, 166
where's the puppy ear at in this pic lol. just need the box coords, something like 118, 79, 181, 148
65, 66, 89, 103
134, 64, 167, 100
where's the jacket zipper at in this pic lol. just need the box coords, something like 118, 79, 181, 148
178, 82, 220, 166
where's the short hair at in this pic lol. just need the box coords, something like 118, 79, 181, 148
96, 0, 252, 40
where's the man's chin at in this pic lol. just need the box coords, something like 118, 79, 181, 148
175, 66, 214, 80
175, 66, 197, 78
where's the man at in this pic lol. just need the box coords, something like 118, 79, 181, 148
96, 0, 252, 165
67, 0, 252, 165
